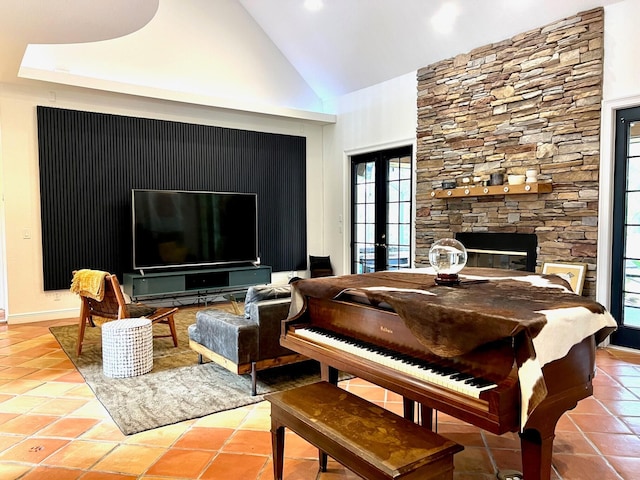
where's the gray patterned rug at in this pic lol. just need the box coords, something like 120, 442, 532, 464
50, 306, 328, 435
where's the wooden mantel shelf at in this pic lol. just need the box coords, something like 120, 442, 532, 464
430, 182, 552, 199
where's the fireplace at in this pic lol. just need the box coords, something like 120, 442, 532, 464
455, 233, 537, 272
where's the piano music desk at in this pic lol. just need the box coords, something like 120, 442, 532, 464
266, 381, 463, 480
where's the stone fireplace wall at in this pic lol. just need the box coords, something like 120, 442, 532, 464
415, 8, 604, 298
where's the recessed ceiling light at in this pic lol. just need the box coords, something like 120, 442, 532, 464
430, 2, 460, 34
304, 0, 324, 12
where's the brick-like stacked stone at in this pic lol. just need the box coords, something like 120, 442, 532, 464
415, 8, 603, 298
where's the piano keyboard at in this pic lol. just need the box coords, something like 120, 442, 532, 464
295, 326, 497, 399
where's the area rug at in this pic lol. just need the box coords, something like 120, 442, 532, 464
50, 305, 336, 435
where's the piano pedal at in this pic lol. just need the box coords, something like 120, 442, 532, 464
497, 470, 523, 480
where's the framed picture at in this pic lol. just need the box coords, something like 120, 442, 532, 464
542, 262, 587, 295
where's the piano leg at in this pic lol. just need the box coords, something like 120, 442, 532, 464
403, 398, 414, 421
320, 363, 339, 385
319, 363, 338, 471
519, 429, 553, 480
402, 399, 434, 430
421, 404, 434, 430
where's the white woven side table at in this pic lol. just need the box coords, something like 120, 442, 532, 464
102, 318, 153, 378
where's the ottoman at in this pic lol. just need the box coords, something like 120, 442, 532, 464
102, 318, 153, 378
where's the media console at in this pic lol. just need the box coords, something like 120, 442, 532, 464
123, 265, 272, 300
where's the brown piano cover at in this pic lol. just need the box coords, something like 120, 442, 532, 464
288, 267, 617, 426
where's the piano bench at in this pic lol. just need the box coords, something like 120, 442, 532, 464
266, 381, 463, 480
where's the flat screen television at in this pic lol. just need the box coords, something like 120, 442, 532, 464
132, 189, 258, 271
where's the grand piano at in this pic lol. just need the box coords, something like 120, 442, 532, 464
281, 268, 617, 480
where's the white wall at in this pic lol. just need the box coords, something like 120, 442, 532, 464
0, 82, 327, 323
322, 72, 418, 274
597, 0, 640, 309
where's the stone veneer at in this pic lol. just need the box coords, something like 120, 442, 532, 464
415, 8, 604, 298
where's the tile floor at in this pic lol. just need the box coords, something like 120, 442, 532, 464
0, 316, 639, 479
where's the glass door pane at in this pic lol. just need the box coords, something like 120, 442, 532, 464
353, 161, 376, 273
386, 154, 411, 270
622, 122, 640, 329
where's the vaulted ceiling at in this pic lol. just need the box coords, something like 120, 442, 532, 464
0, 0, 622, 113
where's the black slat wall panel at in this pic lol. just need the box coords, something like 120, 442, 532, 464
37, 106, 307, 290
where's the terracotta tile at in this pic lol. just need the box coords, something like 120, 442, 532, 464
146, 448, 216, 478
172, 427, 234, 450
344, 384, 386, 403
593, 384, 639, 401
0, 412, 18, 426
222, 429, 273, 455
0, 395, 51, 414
599, 399, 640, 417
552, 453, 621, 480
453, 446, 494, 474
51, 370, 86, 383
585, 432, 640, 457
80, 422, 128, 442
0, 379, 45, 395
22, 369, 77, 382
63, 383, 97, 398
124, 421, 190, 447
19, 465, 84, 479
194, 405, 251, 428
553, 431, 598, 455
0, 437, 69, 463
614, 376, 640, 387
200, 452, 269, 480
240, 404, 272, 431
282, 430, 318, 459
606, 454, 640, 479
92, 444, 166, 475
43, 439, 116, 469
619, 416, 640, 435
18, 357, 71, 369
275, 457, 324, 479
21, 381, 77, 397
570, 397, 610, 415
80, 473, 138, 480
30, 398, 89, 416
489, 448, 522, 474
0, 366, 42, 380
598, 364, 640, 377
68, 400, 110, 419
482, 431, 521, 450
439, 428, 485, 448
0, 462, 32, 479
0, 414, 58, 435
318, 458, 363, 479
37, 417, 100, 438
556, 413, 579, 432
0, 434, 23, 453
569, 412, 633, 434
627, 387, 640, 399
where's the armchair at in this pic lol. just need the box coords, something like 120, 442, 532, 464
71, 269, 178, 356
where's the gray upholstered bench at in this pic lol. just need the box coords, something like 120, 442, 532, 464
188, 285, 305, 395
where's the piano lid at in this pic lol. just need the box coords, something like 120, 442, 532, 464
289, 268, 616, 360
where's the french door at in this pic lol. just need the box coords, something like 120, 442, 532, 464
611, 106, 640, 349
351, 146, 412, 274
